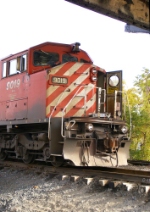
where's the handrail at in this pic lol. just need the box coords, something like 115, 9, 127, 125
114, 90, 132, 139
61, 86, 83, 138
48, 84, 107, 139
48, 87, 70, 140
124, 91, 132, 139
102, 89, 106, 112
61, 85, 106, 137
97, 87, 102, 118
96, 87, 106, 117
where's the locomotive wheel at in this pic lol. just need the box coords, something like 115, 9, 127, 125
51, 161, 64, 167
0, 152, 7, 161
51, 157, 64, 167
23, 154, 35, 164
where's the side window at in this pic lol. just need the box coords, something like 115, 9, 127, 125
10, 54, 27, 75
22, 55, 27, 71
17, 54, 27, 72
9, 59, 17, 75
2, 62, 7, 78
2, 54, 27, 78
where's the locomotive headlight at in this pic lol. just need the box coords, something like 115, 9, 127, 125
91, 76, 97, 82
86, 123, 94, 132
116, 111, 122, 117
121, 125, 128, 134
91, 69, 97, 74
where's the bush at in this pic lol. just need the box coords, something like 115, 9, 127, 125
130, 149, 150, 161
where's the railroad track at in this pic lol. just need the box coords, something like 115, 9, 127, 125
128, 159, 150, 166
1, 160, 150, 194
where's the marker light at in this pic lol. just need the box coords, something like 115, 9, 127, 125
91, 69, 97, 74
121, 125, 128, 134
86, 123, 94, 132
116, 111, 122, 117
91, 76, 97, 82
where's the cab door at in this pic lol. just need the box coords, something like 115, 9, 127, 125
106, 70, 122, 118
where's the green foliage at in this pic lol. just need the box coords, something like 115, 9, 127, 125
130, 148, 150, 161
124, 68, 150, 161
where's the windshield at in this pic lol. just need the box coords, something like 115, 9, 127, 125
62, 54, 78, 63
33, 50, 89, 67
33, 51, 59, 67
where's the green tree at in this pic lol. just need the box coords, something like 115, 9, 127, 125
124, 68, 150, 160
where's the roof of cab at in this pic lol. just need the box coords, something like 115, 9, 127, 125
0, 41, 83, 61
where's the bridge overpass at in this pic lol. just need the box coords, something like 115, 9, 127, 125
65, 0, 149, 31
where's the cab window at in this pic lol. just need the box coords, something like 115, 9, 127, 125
2, 54, 27, 77
62, 54, 78, 63
2, 62, 7, 78
34, 51, 59, 67
80, 58, 89, 63
17, 54, 27, 72
9, 59, 17, 75
23, 55, 27, 71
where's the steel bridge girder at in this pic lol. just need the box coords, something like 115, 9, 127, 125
65, 0, 150, 30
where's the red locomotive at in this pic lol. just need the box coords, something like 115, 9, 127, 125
0, 42, 130, 166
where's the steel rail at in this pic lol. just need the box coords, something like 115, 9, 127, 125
0, 160, 150, 185
128, 160, 150, 166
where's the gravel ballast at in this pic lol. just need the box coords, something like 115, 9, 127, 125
0, 166, 150, 212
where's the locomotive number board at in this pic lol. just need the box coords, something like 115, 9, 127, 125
49, 75, 69, 86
